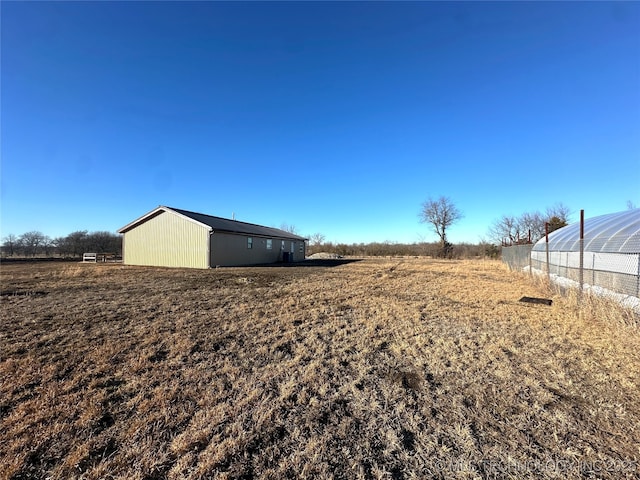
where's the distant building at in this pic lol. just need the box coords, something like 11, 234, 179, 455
118, 206, 306, 268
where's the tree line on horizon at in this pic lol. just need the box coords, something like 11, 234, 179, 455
307, 198, 574, 259
3, 198, 601, 260
1, 229, 498, 260
306, 240, 498, 259
1, 230, 121, 258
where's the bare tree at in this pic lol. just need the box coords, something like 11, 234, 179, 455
419, 196, 463, 257
19, 231, 46, 257
488, 215, 523, 244
627, 200, 637, 210
41, 236, 54, 257
87, 231, 121, 253
2, 234, 18, 256
52, 236, 70, 257
489, 203, 572, 244
279, 223, 298, 235
518, 211, 545, 241
309, 233, 326, 246
66, 230, 89, 257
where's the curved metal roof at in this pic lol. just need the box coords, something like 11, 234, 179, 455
532, 209, 640, 254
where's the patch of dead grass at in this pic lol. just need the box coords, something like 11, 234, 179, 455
1, 259, 639, 479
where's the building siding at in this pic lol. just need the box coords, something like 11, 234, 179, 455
210, 232, 306, 267
123, 211, 209, 269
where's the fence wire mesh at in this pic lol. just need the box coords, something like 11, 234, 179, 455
503, 240, 640, 300
530, 250, 639, 299
501, 245, 533, 272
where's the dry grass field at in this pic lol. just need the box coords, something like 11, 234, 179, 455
1, 258, 639, 480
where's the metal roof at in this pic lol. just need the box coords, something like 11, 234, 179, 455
119, 206, 307, 241
532, 209, 640, 254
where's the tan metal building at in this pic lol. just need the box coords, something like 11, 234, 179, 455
118, 206, 307, 268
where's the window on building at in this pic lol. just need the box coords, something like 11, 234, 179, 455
281, 240, 285, 250
266, 239, 272, 250
291, 241, 295, 252
247, 237, 253, 249
299, 243, 304, 253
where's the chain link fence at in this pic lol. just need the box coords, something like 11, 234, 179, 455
502, 244, 640, 299
501, 244, 533, 272
529, 249, 640, 299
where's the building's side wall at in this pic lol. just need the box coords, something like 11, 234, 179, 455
123, 212, 209, 269
210, 232, 306, 266
292, 237, 306, 262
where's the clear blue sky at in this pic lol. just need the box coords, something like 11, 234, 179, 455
2, 1, 639, 244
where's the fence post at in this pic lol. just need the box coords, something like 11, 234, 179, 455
579, 210, 584, 304
545, 222, 550, 281
637, 252, 640, 299
527, 229, 532, 276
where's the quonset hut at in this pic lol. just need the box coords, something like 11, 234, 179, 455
531, 209, 640, 299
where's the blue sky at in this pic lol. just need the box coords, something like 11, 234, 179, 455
2, 1, 639, 244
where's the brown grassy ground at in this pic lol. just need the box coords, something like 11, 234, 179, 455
1, 259, 639, 480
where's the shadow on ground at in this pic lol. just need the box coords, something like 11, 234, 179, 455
258, 258, 362, 268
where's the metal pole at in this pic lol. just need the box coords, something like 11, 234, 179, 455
637, 250, 640, 299
528, 229, 532, 276
579, 210, 584, 304
545, 222, 550, 281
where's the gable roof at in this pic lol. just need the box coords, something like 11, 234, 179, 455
118, 206, 307, 241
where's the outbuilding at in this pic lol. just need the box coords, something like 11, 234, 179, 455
530, 208, 640, 298
118, 206, 307, 268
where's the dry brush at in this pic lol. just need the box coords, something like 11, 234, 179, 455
1, 259, 639, 479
